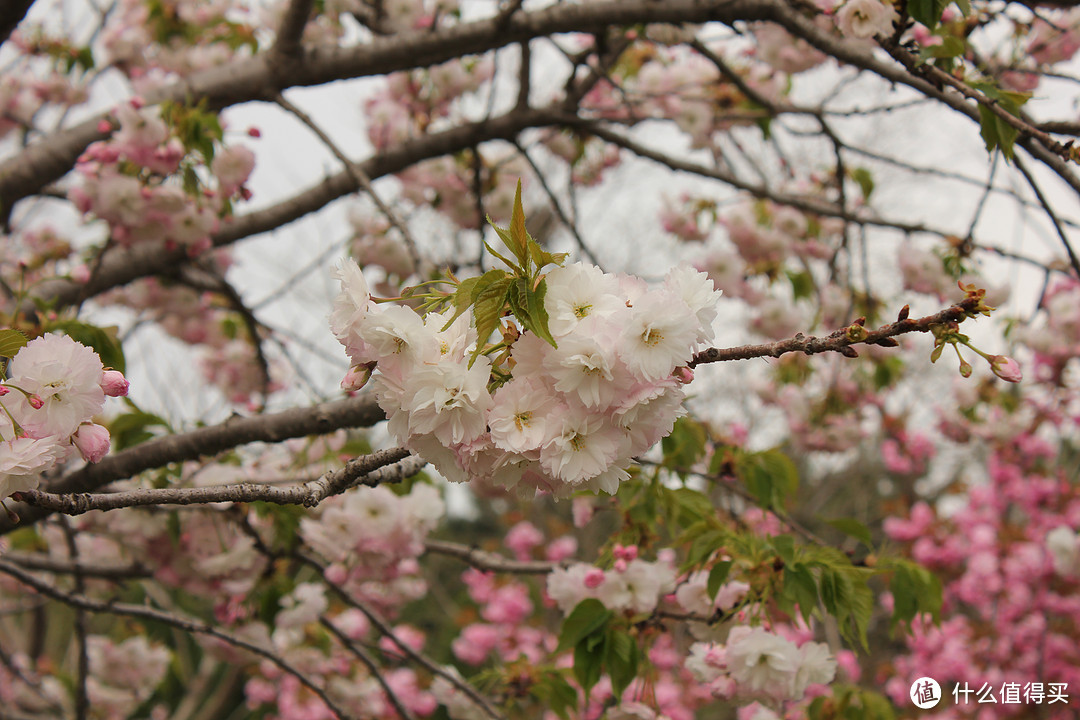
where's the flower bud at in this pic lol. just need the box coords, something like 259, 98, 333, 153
673, 366, 695, 384
341, 364, 374, 392
990, 355, 1022, 383
101, 369, 129, 397
958, 358, 972, 378
845, 324, 868, 342
28, 395, 43, 409
73, 423, 111, 463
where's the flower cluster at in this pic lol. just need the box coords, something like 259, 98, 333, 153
546, 551, 678, 616
300, 483, 445, 611
686, 627, 837, 705
70, 99, 254, 254
1, 333, 128, 501
331, 254, 720, 497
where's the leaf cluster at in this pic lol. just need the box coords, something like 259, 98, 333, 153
441, 181, 566, 366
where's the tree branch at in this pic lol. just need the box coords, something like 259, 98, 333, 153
1, 550, 150, 579
423, 539, 562, 574
0, 394, 386, 535
0, 559, 352, 720
0, 0, 777, 222
689, 296, 982, 366
16, 449, 419, 516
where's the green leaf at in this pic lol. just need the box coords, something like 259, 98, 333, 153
826, 517, 874, 549
707, 560, 733, 601
109, 401, 171, 451
47, 321, 125, 372
973, 83, 1030, 162
916, 35, 966, 63
528, 242, 567, 272
605, 629, 639, 697
529, 671, 578, 720
507, 180, 531, 271
469, 275, 512, 364
0, 328, 28, 359
737, 448, 799, 511
507, 278, 557, 348
573, 638, 605, 694
524, 279, 557, 347
556, 599, 613, 653
787, 270, 816, 301
782, 563, 819, 624
954, 0, 972, 17
482, 237, 521, 274
888, 559, 942, 631
661, 417, 707, 470
771, 534, 796, 565
850, 167, 875, 200
908, 0, 949, 29
442, 275, 483, 329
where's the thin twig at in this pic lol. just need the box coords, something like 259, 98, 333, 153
689, 296, 982, 367
0, 559, 353, 720
273, 92, 427, 276
424, 539, 562, 574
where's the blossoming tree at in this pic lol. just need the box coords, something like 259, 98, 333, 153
1, 0, 1078, 718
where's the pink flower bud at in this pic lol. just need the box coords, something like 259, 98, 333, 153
990, 355, 1023, 383
100, 369, 129, 397
341, 364, 373, 392
0, 386, 8, 397
958, 358, 972, 378
73, 423, 111, 463
584, 568, 606, 589
673, 366, 695, 384
28, 395, 43, 409
70, 264, 91, 283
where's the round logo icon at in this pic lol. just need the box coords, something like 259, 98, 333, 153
910, 677, 942, 709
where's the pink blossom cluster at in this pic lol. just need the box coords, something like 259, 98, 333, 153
98, 273, 281, 407
883, 408, 1080, 716
330, 258, 721, 497
451, 569, 551, 666
0, 70, 86, 140
1013, 277, 1080, 384
300, 483, 444, 612
0, 333, 128, 501
1028, 9, 1080, 65
0, 635, 170, 719
541, 130, 624, 187
751, 22, 829, 74
100, 0, 257, 84
70, 99, 255, 253
365, 57, 493, 152
395, 151, 527, 230
580, 45, 783, 149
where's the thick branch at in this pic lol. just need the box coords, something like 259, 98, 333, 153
0, 394, 385, 535
0, 0, 776, 220
272, 0, 315, 60
689, 296, 982, 366
34, 105, 564, 310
